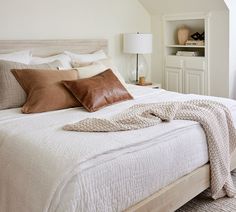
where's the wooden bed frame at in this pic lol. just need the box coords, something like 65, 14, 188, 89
0, 39, 108, 56
126, 151, 236, 212
1, 39, 235, 212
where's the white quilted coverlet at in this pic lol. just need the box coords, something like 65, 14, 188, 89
1, 85, 236, 212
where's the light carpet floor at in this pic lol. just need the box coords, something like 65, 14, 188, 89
177, 174, 236, 212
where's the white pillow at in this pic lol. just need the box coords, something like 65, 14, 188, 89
0, 50, 32, 64
75, 63, 127, 88
65, 50, 107, 67
30, 54, 72, 69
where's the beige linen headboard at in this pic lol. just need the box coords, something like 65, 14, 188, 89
0, 39, 108, 56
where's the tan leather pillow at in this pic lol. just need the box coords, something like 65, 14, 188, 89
63, 69, 133, 112
0, 60, 62, 110
11, 69, 81, 113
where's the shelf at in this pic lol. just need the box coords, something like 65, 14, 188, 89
167, 55, 205, 58
166, 45, 205, 48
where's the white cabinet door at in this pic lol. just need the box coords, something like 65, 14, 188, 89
184, 69, 204, 95
165, 67, 183, 93
164, 56, 207, 95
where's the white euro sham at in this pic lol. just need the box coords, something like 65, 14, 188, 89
65, 50, 107, 66
30, 53, 72, 69
0, 50, 32, 64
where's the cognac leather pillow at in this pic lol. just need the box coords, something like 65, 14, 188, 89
0, 60, 62, 110
63, 69, 133, 112
11, 69, 81, 113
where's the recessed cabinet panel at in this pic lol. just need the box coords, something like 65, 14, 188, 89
185, 58, 205, 70
165, 68, 183, 93
184, 70, 204, 95
165, 56, 183, 68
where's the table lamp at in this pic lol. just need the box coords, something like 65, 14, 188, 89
123, 32, 152, 83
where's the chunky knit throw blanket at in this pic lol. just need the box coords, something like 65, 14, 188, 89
64, 100, 236, 199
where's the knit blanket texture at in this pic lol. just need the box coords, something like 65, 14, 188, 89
64, 100, 236, 199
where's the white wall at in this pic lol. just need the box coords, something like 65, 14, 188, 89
209, 11, 229, 97
0, 0, 151, 81
224, 0, 236, 99
150, 15, 163, 84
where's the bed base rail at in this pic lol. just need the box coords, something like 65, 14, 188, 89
126, 151, 236, 212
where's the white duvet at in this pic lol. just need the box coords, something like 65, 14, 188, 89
1, 85, 236, 212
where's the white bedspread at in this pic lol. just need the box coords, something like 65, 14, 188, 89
1, 85, 236, 212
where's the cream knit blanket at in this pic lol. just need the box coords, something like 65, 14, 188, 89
64, 100, 236, 199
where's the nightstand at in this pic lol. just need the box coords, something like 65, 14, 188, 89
136, 83, 162, 89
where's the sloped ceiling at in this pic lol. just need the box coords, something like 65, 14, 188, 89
138, 0, 228, 15
224, 0, 236, 9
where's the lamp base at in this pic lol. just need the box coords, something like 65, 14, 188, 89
127, 54, 149, 83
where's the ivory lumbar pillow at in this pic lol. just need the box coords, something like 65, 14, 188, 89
75, 63, 127, 88
93, 58, 127, 86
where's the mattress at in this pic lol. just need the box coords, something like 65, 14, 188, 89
1, 85, 236, 212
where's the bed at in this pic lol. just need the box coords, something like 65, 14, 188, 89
0, 40, 236, 212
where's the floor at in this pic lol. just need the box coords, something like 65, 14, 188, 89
177, 173, 236, 212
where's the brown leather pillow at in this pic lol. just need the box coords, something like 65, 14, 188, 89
11, 69, 81, 113
0, 60, 62, 110
63, 69, 133, 112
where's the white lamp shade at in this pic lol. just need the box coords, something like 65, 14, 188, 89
123, 33, 152, 54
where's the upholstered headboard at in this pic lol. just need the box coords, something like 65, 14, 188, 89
0, 39, 108, 56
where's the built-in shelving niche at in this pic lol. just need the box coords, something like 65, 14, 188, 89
164, 18, 205, 57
